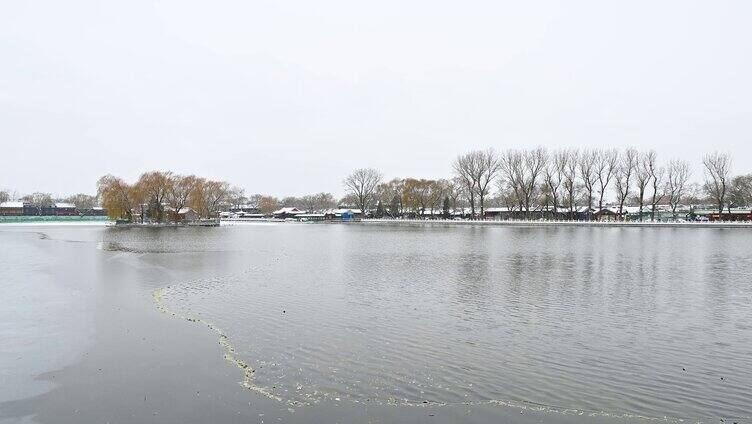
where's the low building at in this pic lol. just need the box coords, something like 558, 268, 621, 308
594, 207, 622, 221
82, 206, 107, 216
231, 204, 261, 214
296, 213, 326, 221
165, 206, 200, 222
273, 207, 305, 219
54, 202, 77, 216
694, 208, 752, 222
0, 201, 24, 216
177, 207, 199, 221
324, 208, 363, 220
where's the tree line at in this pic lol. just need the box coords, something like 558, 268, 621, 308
96, 172, 243, 222
0, 190, 98, 213
342, 149, 751, 220
3, 149, 751, 222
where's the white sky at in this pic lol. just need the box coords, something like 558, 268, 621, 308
1, 1, 751, 198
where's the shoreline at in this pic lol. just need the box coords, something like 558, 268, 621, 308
360, 218, 752, 229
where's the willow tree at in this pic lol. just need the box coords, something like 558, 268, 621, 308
97, 175, 139, 221
135, 171, 173, 222
166, 174, 198, 222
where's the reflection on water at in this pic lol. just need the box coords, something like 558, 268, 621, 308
106, 224, 752, 421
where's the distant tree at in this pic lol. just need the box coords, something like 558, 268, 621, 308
65, 193, 96, 212
595, 148, 619, 211
562, 149, 579, 219
135, 171, 172, 222
226, 186, 247, 209
729, 174, 752, 207
21, 192, 53, 206
453, 151, 479, 217
338, 193, 359, 208
389, 194, 401, 218
521, 148, 547, 217
665, 160, 691, 219
97, 175, 139, 221
500, 150, 524, 215
374, 201, 386, 218
0, 190, 9, 204
343, 168, 383, 215
578, 149, 598, 220
281, 196, 300, 208
648, 156, 665, 221
447, 178, 464, 215
614, 148, 637, 218
313, 192, 336, 211
166, 175, 198, 222
442, 196, 451, 218
21, 192, 53, 215
258, 196, 279, 214
245, 194, 263, 210
402, 178, 432, 216
702, 152, 732, 213
190, 179, 229, 218
543, 150, 567, 215
427, 179, 448, 216
635, 151, 654, 221
473, 148, 501, 218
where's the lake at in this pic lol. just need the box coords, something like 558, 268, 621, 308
1, 223, 751, 423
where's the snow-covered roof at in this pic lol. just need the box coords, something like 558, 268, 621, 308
484, 207, 516, 213
273, 207, 303, 214
325, 208, 363, 214
0, 201, 24, 208
55, 202, 76, 208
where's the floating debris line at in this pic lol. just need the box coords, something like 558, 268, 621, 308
153, 286, 284, 403
151, 283, 708, 423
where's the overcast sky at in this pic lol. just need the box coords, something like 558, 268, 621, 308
1, 1, 751, 198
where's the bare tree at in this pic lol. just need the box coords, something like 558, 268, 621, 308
473, 148, 501, 218
65, 193, 97, 212
543, 150, 567, 216
635, 151, 654, 221
702, 152, 732, 214
518, 147, 548, 218
648, 156, 665, 221
595, 148, 619, 211
500, 149, 525, 217
343, 168, 383, 215
562, 149, 579, 219
0, 190, 9, 204
20, 192, 53, 214
447, 178, 465, 215
666, 159, 691, 219
313, 192, 336, 211
614, 148, 637, 219
578, 149, 598, 219
453, 152, 479, 217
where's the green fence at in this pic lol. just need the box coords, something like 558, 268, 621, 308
0, 216, 111, 224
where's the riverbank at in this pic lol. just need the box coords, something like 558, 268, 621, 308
362, 218, 752, 229
0, 216, 109, 225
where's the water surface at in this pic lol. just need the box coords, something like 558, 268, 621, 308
102, 223, 752, 421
